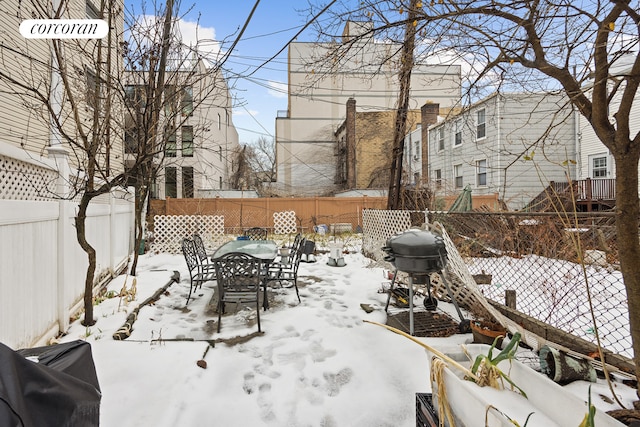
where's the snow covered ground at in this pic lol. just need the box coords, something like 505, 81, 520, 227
57, 246, 637, 426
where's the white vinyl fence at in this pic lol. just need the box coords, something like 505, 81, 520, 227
0, 143, 134, 349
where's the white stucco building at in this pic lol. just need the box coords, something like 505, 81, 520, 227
275, 21, 461, 196
124, 60, 240, 199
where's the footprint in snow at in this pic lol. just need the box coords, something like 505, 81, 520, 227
242, 372, 256, 395
323, 367, 353, 397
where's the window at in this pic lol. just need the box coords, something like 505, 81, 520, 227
454, 164, 463, 188
592, 156, 608, 178
217, 113, 221, 130
125, 128, 136, 154
86, 0, 99, 19
182, 167, 194, 198
165, 125, 176, 157
476, 159, 487, 186
219, 146, 222, 162
125, 85, 146, 109
181, 86, 193, 117
165, 167, 177, 198
219, 176, 223, 189
438, 127, 445, 151
454, 120, 462, 146
164, 85, 174, 115
476, 109, 486, 139
181, 126, 193, 157
414, 140, 420, 160
434, 169, 442, 188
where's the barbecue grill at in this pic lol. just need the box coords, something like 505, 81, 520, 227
382, 228, 467, 335
382, 228, 447, 273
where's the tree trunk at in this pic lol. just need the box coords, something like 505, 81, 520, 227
613, 152, 640, 392
387, 0, 418, 210
130, 180, 149, 276
76, 197, 97, 326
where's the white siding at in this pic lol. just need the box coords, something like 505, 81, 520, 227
428, 93, 577, 210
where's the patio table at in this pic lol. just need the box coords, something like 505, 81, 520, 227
213, 239, 278, 310
213, 239, 278, 260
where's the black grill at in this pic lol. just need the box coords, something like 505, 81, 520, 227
382, 228, 447, 273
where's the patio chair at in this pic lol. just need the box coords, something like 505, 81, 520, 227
181, 238, 216, 305
211, 252, 265, 333
266, 236, 304, 303
192, 233, 215, 270
244, 227, 268, 240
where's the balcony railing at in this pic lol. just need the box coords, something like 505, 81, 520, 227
549, 179, 616, 201
575, 178, 616, 200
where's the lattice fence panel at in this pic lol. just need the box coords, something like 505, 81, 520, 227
273, 210, 297, 235
151, 215, 225, 254
427, 222, 505, 323
362, 209, 412, 265
0, 155, 58, 200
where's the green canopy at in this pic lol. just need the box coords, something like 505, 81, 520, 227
448, 184, 473, 212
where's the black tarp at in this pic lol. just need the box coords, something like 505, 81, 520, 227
0, 340, 101, 427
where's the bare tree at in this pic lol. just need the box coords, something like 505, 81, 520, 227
0, 0, 219, 325
0, 0, 137, 326
245, 136, 277, 194
311, 0, 640, 391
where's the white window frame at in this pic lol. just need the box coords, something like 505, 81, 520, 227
434, 169, 442, 188
590, 154, 608, 178
476, 108, 486, 140
437, 127, 445, 151
454, 164, 463, 188
454, 120, 462, 147
476, 159, 487, 186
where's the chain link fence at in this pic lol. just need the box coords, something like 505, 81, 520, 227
425, 210, 630, 358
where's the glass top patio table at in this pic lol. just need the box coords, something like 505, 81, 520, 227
212, 239, 278, 260
212, 239, 278, 311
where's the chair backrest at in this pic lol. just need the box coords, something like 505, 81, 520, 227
244, 227, 268, 241
181, 238, 198, 274
212, 252, 264, 293
291, 238, 306, 272
192, 234, 209, 263
291, 233, 302, 251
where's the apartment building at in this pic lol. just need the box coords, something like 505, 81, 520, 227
427, 92, 577, 210
275, 21, 461, 196
124, 59, 240, 199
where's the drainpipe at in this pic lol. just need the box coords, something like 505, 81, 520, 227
574, 103, 581, 180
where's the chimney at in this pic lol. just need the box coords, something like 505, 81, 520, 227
346, 98, 357, 188
421, 103, 439, 184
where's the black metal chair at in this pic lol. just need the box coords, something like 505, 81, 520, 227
192, 233, 215, 270
211, 252, 265, 333
181, 238, 216, 305
266, 236, 304, 303
244, 227, 268, 240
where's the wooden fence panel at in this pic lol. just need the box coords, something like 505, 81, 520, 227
152, 197, 389, 233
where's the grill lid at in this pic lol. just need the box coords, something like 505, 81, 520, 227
384, 228, 446, 257
382, 228, 447, 273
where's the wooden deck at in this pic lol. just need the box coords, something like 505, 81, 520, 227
526, 178, 616, 212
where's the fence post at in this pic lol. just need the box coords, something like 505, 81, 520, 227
109, 188, 116, 275
505, 290, 516, 310
47, 145, 71, 334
